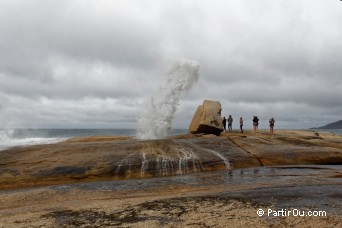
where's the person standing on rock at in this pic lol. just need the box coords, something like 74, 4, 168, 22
269, 117, 275, 135
240, 117, 243, 133
222, 117, 227, 132
228, 115, 233, 132
253, 116, 259, 133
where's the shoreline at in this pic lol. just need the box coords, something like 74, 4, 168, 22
0, 130, 341, 227
1, 130, 342, 190
1, 128, 341, 152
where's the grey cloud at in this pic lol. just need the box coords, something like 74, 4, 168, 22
0, 0, 162, 80
0, 0, 341, 129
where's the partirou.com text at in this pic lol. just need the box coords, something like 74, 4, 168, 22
257, 208, 327, 217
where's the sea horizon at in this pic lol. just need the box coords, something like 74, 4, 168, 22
1, 128, 341, 152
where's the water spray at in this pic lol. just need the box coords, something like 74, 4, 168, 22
137, 58, 200, 139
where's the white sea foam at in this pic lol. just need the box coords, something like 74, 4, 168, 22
137, 58, 200, 139
0, 129, 64, 151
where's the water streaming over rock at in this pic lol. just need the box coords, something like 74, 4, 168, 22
202, 148, 231, 170
112, 140, 230, 178
137, 58, 200, 139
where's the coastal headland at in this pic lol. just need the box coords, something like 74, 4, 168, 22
1, 130, 341, 190
0, 130, 341, 227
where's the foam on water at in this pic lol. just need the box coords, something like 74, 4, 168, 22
137, 58, 200, 139
0, 129, 64, 151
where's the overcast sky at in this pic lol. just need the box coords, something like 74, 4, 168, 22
0, 0, 341, 130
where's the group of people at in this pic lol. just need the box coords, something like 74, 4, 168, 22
222, 115, 275, 134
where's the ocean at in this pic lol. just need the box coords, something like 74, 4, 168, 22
0, 128, 341, 151
313, 129, 342, 135
0, 129, 188, 151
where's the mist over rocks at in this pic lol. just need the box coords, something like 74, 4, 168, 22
188, 100, 223, 135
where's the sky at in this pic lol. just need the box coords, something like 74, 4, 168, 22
0, 0, 341, 130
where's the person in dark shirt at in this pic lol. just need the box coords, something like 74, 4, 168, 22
253, 116, 259, 133
222, 117, 227, 132
228, 115, 233, 132
269, 117, 275, 134
240, 117, 243, 133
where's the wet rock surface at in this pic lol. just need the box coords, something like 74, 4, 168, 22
0, 165, 341, 227
0, 130, 342, 190
40, 193, 341, 228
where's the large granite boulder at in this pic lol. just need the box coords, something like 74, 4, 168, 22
188, 100, 223, 135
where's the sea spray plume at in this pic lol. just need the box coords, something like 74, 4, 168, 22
0, 104, 9, 146
137, 58, 200, 139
